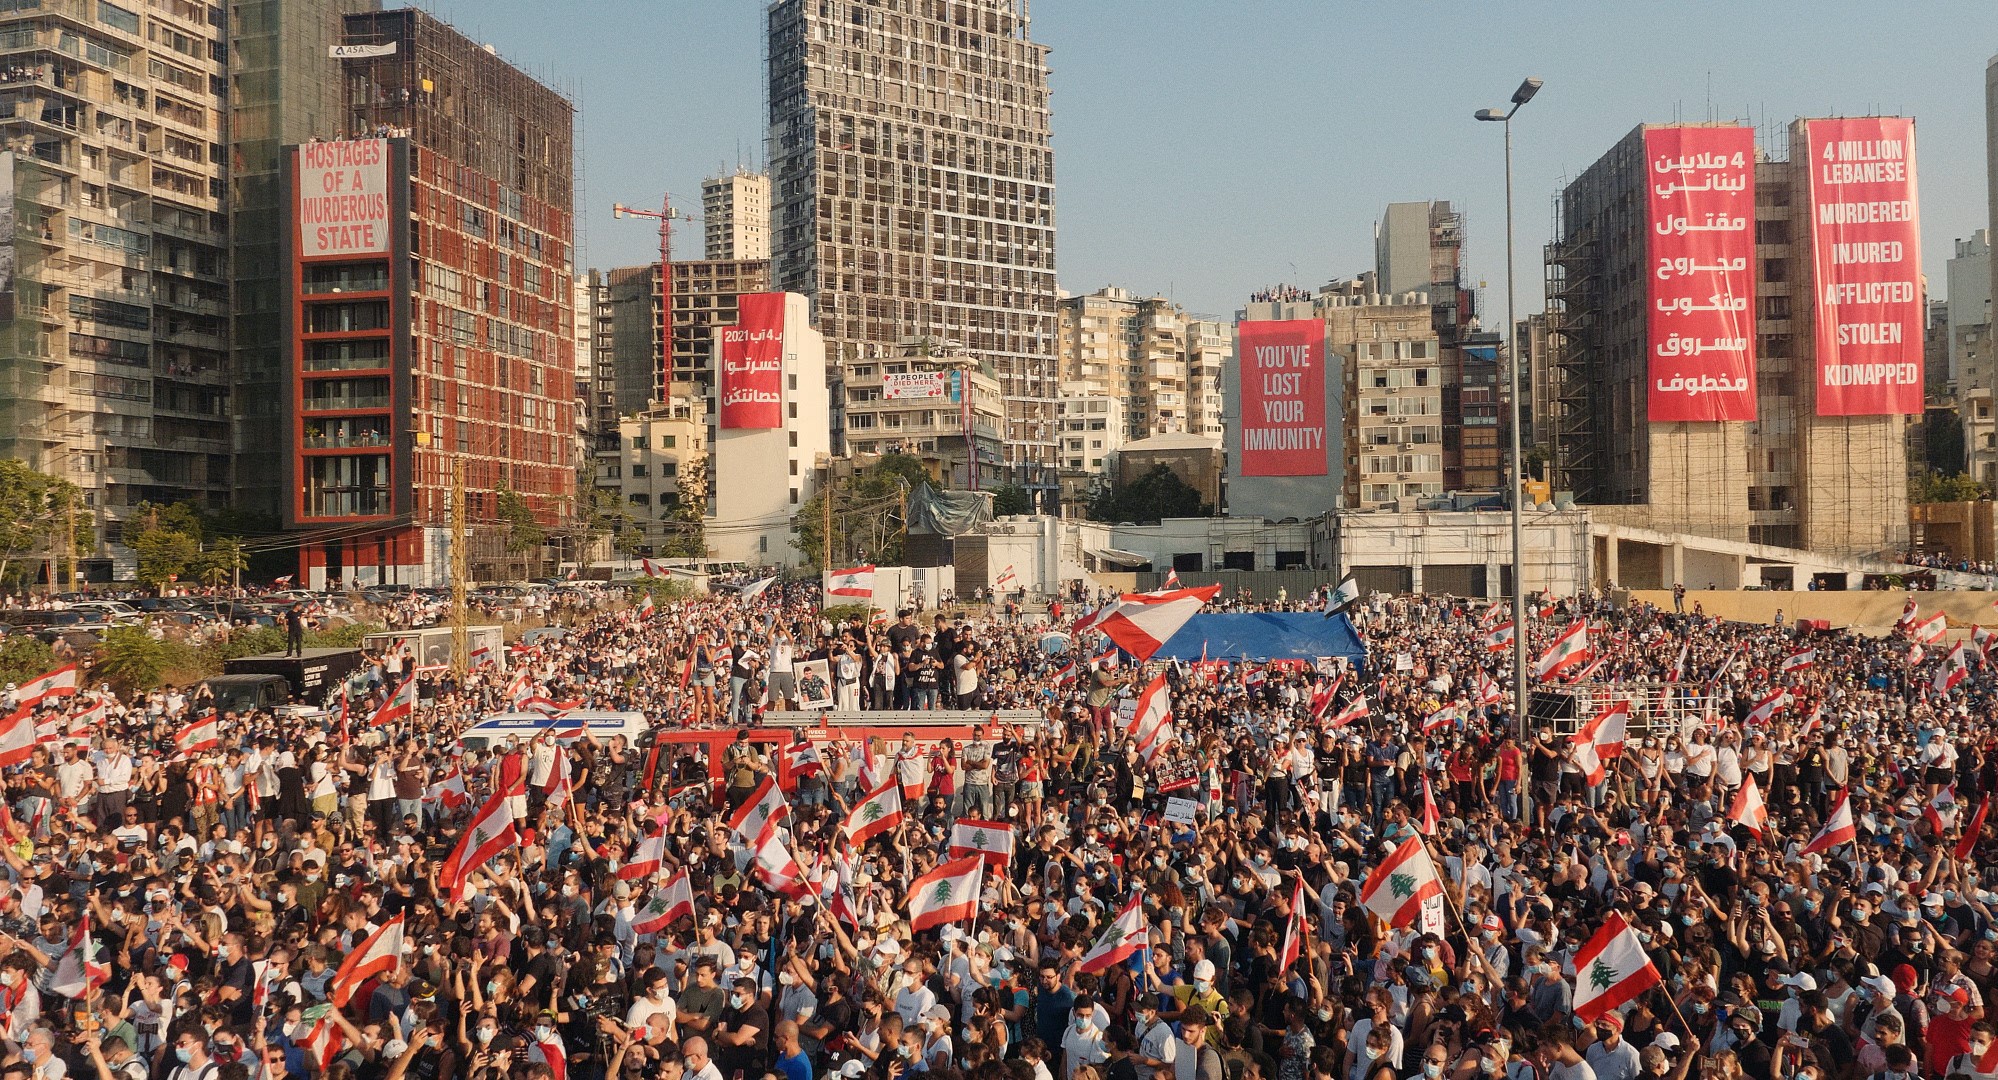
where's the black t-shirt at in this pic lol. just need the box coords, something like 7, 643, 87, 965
220, 956, 257, 1023
886, 623, 921, 651
716, 1002, 771, 1073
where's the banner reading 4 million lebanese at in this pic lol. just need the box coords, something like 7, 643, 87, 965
1808, 117, 1922, 416
1645, 126, 1757, 422
719, 292, 785, 428
1237, 319, 1327, 477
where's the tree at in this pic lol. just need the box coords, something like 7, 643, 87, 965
126, 502, 205, 591
992, 484, 1035, 516
1087, 464, 1212, 524
196, 537, 247, 589
495, 488, 545, 577
0, 459, 88, 588
792, 457, 918, 569
92, 626, 174, 693
0, 635, 56, 686
1911, 471, 1989, 505
658, 454, 709, 559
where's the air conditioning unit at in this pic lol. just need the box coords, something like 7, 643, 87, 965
1400, 443, 1414, 451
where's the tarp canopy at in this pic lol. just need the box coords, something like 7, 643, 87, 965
1150, 612, 1368, 665
906, 483, 989, 537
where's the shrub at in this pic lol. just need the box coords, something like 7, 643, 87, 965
0, 635, 57, 686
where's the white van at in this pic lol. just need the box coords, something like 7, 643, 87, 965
457, 711, 651, 752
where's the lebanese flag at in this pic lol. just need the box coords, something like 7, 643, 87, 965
1052, 661, 1077, 686
530, 1035, 568, 1080
1163, 568, 1181, 588
46, 914, 106, 998
907, 854, 984, 932
1802, 789, 1858, 855
172, 714, 219, 758
1926, 788, 1961, 836
1078, 891, 1146, 974
1573, 700, 1629, 758
1308, 676, 1343, 722
1935, 642, 1977, 694
425, 766, 469, 810
748, 829, 810, 900
778, 742, 824, 792
1571, 737, 1606, 787
1912, 612, 1949, 646
504, 666, 533, 710
369, 675, 417, 728
330, 912, 405, 1007
827, 565, 876, 599
996, 565, 1018, 591
1358, 836, 1443, 928
1089, 584, 1222, 662
1780, 649, 1816, 673
633, 870, 696, 935
1745, 688, 1790, 725
842, 777, 905, 845
1908, 643, 1927, 666
15, 665, 76, 709
1976, 626, 1996, 655
1483, 621, 1515, 654
1418, 774, 1440, 836
273, 574, 294, 588
1278, 879, 1308, 975
1571, 912, 1663, 1022
896, 748, 932, 804
438, 794, 518, 902
1729, 774, 1768, 837
1667, 643, 1689, 682
949, 819, 1015, 865
1957, 796, 1990, 861
1533, 620, 1591, 681
635, 593, 655, 619
301, 1014, 345, 1073
1127, 673, 1172, 755
641, 558, 662, 578
1421, 704, 1459, 735
727, 775, 790, 846
1327, 695, 1369, 729
1474, 670, 1503, 706
541, 745, 572, 810
1896, 598, 1921, 633
618, 833, 666, 881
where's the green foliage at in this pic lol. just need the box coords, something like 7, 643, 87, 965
0, 458, 89, 586
92, 626, 184, 694
658, 454, 709, 559
992, 484, 1035, 516
0, 635, 56, 685
196, 537, 247, 587
1911, 471, 1990, 505
820, 603, 873, 627
1087, 464, 1213, 524
496, 488, 545, 554
792, 456, 919, 569
632, 577, 697, 604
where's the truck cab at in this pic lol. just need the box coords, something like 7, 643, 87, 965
198, 674, 292, 715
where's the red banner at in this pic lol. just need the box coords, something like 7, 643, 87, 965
1236, 319, 1327, 476
1806, 117, 1922, 416
1645, 126, 1757, 422
719, 292, 785, 428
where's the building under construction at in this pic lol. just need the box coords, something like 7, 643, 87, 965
766, 0, 1059, 493
276, 8, 576, 585
1544, 120, 1908, 561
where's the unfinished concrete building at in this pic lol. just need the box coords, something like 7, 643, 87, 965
766, 0, 1058, 493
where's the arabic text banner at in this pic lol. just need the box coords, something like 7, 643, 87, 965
1236, 320, 1327, 477
1807, 117, 1922, 416
1645, 126, 1757, 423
719, 292, 785, 429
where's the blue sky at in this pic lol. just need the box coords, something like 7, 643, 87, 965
411, 1, 1993, 323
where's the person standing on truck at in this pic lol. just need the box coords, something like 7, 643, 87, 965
284, 606, 305, 657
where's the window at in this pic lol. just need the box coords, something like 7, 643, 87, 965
97, 1, 138, 33
630, 463, 648, 477
630, 435, 648, 450
629, 493, 650, 506
663, 435, 677, 448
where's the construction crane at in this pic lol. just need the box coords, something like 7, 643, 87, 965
612, 195, 696, 398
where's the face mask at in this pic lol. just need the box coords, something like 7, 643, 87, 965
486, 982, 499, 995
1421, 947, 1438, 961
1362, 1049, 1381, 1063
1195, 980, 1212, 994
176, 1049, 194, 1064
1075, 1017, 1090, 1032
779, 973, 795, 986
1424, 1065, 1444, 1079
1316, 1010, 1334, 1023
535, 1026, 553, 1042
733, 995, 750, 1010
477, 1029, 496, 1044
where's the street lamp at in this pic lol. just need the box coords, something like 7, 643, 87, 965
1476, 75, 1541, 812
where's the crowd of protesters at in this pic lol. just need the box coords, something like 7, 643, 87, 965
0, 575, 1988, 1080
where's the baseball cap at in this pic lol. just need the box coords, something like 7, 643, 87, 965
1192, 959, 1216, 980
1651, 1033, 1681, 1052
1780, 973, 1817, 992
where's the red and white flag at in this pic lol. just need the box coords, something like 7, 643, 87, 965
1912, 612, 1949, 646
1573, 700, 1629, 758
842, 777, 905, 845
641, 558, 662, 578
1328, 695, 1369, 729
1729, 774, 1768, 837
300, 1014, 344, 1073
778, 742, 824, 792
1421, 704, 1459, 735
1087, 584, 1222, 662
618, 833, 666, 881
949, 819, 1015, 865
173, 714, 220, 758
995, 565, 1018, 591
1745, 688, 1790, 726
273, 574, 294, 588
369, 675, 417, 728
46, 914, 106, 998
1975, 626, 1996, 655
748, 829, 810, 900
1802, 789, 1858, 855
425, 766, 469, 810
908, 854, 983, 931
1163, 568, 1182, 588
1571, 912, 1663, 1022
727, 775, 791, 846
1780, 649, 1816, 673
1127, 673, 1173, 758
14, 665, 76, 710
1957, 796, 1990, 861
439, 794, 518, 902
1077, 891, 1146, 974
1896, 598, 1921, 634
633, 870, 696, 935
1308, 675, 1344, 722
541, 744, 573, 810
330, 912, 405, 1007
1935, 642, 1977, 694
1571, 737, 1606, 787
1474, 670, 1503, 706
1418, 774, 1441, 835
1533, 621, 1591, 681
1278, 879, 1308, 976
827, 565, 876, 599
1926, 788, 1961, 836
1358, 836, 1443, 928
1483, 621, 1515, 654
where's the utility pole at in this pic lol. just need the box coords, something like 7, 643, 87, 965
451, 455, 468, 677
823, 462, 833, 570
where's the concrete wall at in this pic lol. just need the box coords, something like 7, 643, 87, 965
1620, 588, 1998, 634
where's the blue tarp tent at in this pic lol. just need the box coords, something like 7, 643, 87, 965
1150, 612, 1368, 665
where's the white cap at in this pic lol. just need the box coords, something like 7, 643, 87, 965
1193, 959, 1216, 980
938, 925, 964, 943
1651, 1033, 1682, 1052
1780, 973, 1818, 991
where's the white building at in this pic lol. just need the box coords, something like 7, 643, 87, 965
1950, 231, 1995, 482
594, 399, 706, 553
707, 293, 830, 567
1055, 391, 1127, 516
701, 170, 771, 262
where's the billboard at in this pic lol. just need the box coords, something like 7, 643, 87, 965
883, 371, 949, 400
297, 139, 390, 258
1236, 319, 1327, 477
1806, 117, 1922, 416
1645, 126, 1757, 422
719, 292, 785, 429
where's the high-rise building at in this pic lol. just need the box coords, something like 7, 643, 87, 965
278, 9, 576, 585
1057, 287, 1192, 441
1950, 233, 1994, 482
702, 169, 770, 261
0, 0, 238, 571
766, 0, 1058, 487
1184, 318, 1228, 441
1546, 120, 1912, 559
597, 258, 773, 423
230, 0, 382, 521
841, 339, 1005, 489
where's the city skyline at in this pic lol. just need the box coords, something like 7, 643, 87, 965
411, 0, 1994, 320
